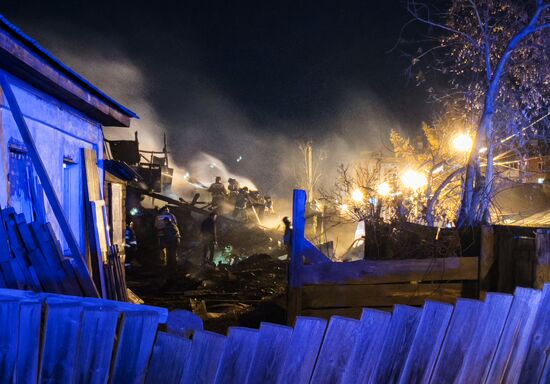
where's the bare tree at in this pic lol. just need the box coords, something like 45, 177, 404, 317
407, 0, 550, 226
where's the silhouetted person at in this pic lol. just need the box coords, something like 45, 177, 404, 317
201, 211, 218, 264
207, 176, 227, 209
155, 206, 179, 267
233, 187, 249, 220
124, 221, 137, 267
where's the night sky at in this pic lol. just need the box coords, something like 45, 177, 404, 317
0, 1, 436, 195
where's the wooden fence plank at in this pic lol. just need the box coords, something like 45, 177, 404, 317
180, 330, 226, 384
16, 299, 41, 384
486, 287, 542, 383
110, 311, 159, 384
214, 327, 259, 384
0, 298, 20, 382
455, 293, 513, 383
301, 257, 478, 285
370, 305, 422, 384
145, 332, 191, 384
302, 283, 463, 308
74, 306, 120, 384
341, 308, 392, 384
167, 309, 204, 338
398, 301, 454, 384
518, 284, 550, 384
429, 298, 484, 383
310, 316, 360, 384
39, 300, 83, 383
276, 316, 327, 384
246, 322, 293, 384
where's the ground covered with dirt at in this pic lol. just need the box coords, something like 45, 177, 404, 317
126, 254, 288, 333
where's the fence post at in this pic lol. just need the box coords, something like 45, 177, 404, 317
535, 229, 550, 289
287, 189, 306, 325
479, 225, 496, 295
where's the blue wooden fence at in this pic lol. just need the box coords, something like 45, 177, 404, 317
0, 284, 547, 383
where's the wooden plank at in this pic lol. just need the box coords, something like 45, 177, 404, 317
110, 310, 159, 384
90, 200, 108, 298
398, 301, 454, 384
14, 213, 62, 293
301, 256, 479, 285
341, 308, 392, 384
0, 75, 99, 297
303, 240, 331, 264
29, 221, 81, 295
0, 287, 168, 323
0, 297, 20, 381
535, 229, 550, 289
74, 306, 120, 384
39, 300, 83, 383
429, 298, 484, 383
145, 332, 191, 384
276, 316, 327, 384
246, 322, 293, 384
370, 305, 422, 383
486, 287, 542, 383
180, 330, 226, 384
302, 283, 464, 308
455, 292, 513, 383
2, 208, 41, 290
310, 316, 360, 384
480, 225, 495, 292
214, 327, 259, 384
167, 309, 204, 338
290, 189, 306, 289
518, 284, 550, 384
15, 299, 41, 384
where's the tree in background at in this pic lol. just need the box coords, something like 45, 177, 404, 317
407, 0, 550, 226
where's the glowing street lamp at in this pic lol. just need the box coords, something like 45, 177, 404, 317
377, 182, 391, 197
452, 133, 473, 153
401, 170, 427, 191
351, 189, 364, 203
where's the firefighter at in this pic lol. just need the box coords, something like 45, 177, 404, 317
207, 176, 227, 210
155, 207, 180, 270
200, 210, 218, 264
249, 190, 265, 222
233, 187, 249, 220
227, 178, 240, 200
264, 195, 274, 216
124, 221, 138, 267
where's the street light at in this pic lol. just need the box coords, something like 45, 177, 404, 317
351, 189, 364, 203
452, 133, 473, 153
377, 182, 391, 196
401, 170, 427, 191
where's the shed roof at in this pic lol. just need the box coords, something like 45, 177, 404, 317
0, 14, 137, 127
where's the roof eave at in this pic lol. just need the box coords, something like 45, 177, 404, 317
0, 20, 136, 127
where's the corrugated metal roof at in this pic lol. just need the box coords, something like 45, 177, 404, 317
0, 14, 138, 119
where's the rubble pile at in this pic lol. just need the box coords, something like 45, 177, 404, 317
127, 254, 288, 333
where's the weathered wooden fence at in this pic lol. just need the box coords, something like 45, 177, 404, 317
0, 285, 548, 383
287, 190, 479, 321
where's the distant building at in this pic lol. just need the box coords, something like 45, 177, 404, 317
0, 15, 137, 253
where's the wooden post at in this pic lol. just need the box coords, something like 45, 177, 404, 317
479, 225, 495, 295
287, 189, 306, 325
535, 229, 550, 289
0, 73, 99, 297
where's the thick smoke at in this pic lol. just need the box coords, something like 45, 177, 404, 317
39, 33, 399, 233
